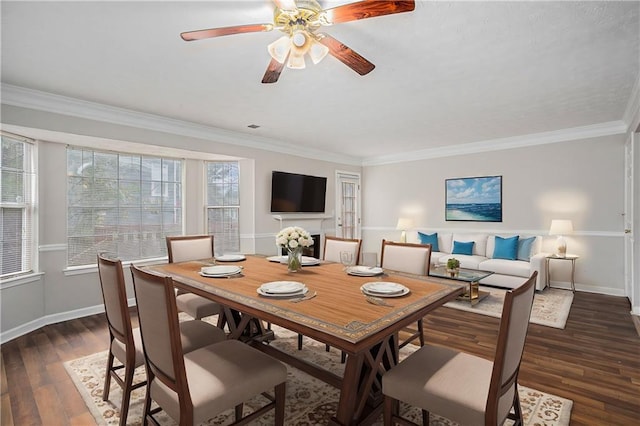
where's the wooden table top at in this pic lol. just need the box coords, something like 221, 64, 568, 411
146, 256, 464, 354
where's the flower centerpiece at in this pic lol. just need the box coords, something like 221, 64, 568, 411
276, 226, 314, 272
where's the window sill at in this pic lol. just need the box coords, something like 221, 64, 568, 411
63, 257, 168, 276
1, 272, 44, 289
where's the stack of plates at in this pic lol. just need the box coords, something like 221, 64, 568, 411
215, 254, 246, 262
257, 281, 309, 298
199, 265, 243, 278
346, 266, 384, 277
360, 281, 409, 297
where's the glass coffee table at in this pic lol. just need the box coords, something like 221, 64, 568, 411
429, 265, 493, 306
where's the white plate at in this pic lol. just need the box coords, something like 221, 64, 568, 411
200, 265, 242, 277
278, 256, 321, 266
361, 282, 408, 296
257, 286, 309, 298
215, 254, 246, 262
346, 266, 384, 276
259, 281, 306, 294
266, 255, 288, 263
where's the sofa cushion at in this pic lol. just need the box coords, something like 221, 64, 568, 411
479, 259, 531, 278
451, 233, 488, 256
417, 232, 439, 252
493, 236, 519, 260
517, 237, 536, 261
452, 241, 474, 255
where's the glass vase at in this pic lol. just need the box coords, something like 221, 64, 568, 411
287, 247, 303, 273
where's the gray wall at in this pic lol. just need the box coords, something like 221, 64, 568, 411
361, 135, 627, 295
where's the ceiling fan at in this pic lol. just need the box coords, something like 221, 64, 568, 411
180, 0, 415, 83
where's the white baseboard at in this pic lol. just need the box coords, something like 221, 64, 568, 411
0, 297, 136, 344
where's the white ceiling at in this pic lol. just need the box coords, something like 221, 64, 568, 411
2, 1, 639, 164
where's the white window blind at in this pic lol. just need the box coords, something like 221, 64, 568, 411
1, 134, 36, 278
67, 147, 183, 266
206, 162, 240, 255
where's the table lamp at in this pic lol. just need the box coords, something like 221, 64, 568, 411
549, 219, 573, 258
396, 218, 413, 243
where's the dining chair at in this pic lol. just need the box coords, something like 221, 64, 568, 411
380, 239, 432, 348
97, 253, 227, 426
382, 272, 537, 426
166, 235, 222, 321
297, 236, 362, 363
130, 264, 287, 426
322, 235, 362, 264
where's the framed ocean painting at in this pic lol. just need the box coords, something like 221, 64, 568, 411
445, 176, 502, 222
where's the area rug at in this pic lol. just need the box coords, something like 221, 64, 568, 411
64, 326, 572, 425
443, 286, 573, 329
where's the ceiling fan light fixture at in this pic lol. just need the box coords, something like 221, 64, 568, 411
287, 51, 306, 69
267, 35, 291, 64
309, 40, 329, 64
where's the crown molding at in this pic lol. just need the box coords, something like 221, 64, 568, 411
362, 120, 628, 166
0, 84, 362, 166
2, 84, 630, 168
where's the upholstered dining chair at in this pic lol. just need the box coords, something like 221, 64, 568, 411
382, 272, 537, 426
297, 236, 363, 360
166, 235, 222, 321
380, 239, 432, 348
97, 253, 227, 426
322, 235, 363, 264
130, 264, 287, 426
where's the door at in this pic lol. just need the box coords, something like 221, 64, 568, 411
625, 132, 637, 314
335, 172, 361, 239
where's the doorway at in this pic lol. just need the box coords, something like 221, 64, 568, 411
335, 171, 361, 239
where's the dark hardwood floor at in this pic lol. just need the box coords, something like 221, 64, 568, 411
1, 291, 639, 425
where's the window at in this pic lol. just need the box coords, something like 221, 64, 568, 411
1, 134, 36, 278
206, 162, 240, 255
67, 147, 182, 266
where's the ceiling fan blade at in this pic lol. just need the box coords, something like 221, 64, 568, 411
262, 55, 288, 84
181, 24, 273, 41
317, 33, 375, 76
323, 0, 415, 25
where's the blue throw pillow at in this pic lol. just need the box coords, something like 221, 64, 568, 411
452, 240, 474, 255
493, 236, 519, 260
417, 232, 439, 252
517, 236, 536, 261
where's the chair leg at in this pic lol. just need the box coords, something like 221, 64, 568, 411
142, 384, 153, 426
274, 382, 286, 426
383, 395, 397, 426
235, 403, 243, 421
421, 409, 429, 426
341, 351, 346, 363
103, 350, 114, 400
297, 333, 303, 350
325, 343, 330, 352
118, 363, 135, 426
511, 385, 524, 426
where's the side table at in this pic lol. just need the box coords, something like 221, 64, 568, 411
545, 254, 579, 292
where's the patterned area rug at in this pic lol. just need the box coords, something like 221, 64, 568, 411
444, 286, 574, 329
64, 326, 572, 425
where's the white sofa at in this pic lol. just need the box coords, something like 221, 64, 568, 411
417, 232, 547, 291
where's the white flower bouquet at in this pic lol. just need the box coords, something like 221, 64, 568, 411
276, 226, 315, 250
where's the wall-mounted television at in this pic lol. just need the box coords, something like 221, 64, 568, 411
270, 171, 327, 213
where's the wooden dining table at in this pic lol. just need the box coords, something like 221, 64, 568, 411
145, 255, 464, 426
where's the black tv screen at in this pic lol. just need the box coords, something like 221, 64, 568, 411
270, 171, 327, 213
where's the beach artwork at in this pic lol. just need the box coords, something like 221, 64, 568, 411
445, 176, 502, 222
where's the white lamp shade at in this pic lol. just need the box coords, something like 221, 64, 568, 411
396, 218, 413, 230
267, 36, 291, 64
549, 220, 573, 236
